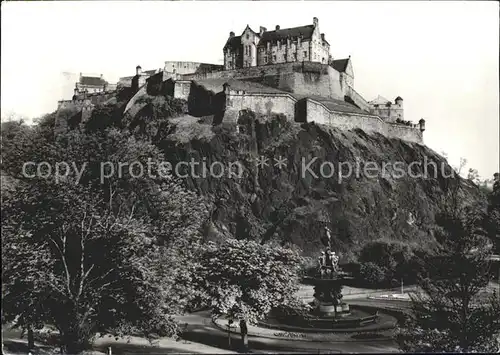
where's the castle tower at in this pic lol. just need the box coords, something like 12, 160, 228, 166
395, 96, 403, 108
394, 96, 404, 121
419, 118, 426, 132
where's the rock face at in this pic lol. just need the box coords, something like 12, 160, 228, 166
159, 111, 481, 257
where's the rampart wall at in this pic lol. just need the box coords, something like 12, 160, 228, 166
181, 62, 344, 100
225, 90, 297, 123
305, 98, 422, 143
345, 85, 371, 112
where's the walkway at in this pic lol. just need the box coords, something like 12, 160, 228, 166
176, 310, 400, 354
3, 288, 412, 354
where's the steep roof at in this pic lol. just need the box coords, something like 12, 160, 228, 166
330, 58, 349, 73
368, 95, 391, 106
144, 69, 159, 76
305, 96, 371, 115
224, 35, 242, 51
80, 76, 106, 87
259, 25, 314, 43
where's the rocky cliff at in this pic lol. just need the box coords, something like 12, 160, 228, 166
157, 111, 482, 258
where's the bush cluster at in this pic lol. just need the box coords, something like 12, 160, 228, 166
355, 240, 429, 287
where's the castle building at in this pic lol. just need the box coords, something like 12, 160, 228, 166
368, 95, 404, 122
76, 73, 108, 94
223, 17, 330, 70
331, 56, 354, 89
118, 66, 162, 88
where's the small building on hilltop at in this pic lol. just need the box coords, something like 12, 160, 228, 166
368, 95, 404, 122
76, 73, 108, 94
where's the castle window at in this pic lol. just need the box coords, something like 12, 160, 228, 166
264, 56, 268, 63
303, 51, 307, 58
294, 53, 297, 61
273, 55, 276, 62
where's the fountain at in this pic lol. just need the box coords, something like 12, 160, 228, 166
307, 226, 350, 317
257, 227, 398, 334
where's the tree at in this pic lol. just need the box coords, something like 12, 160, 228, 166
486, 173, 500, 254
358, 240, 415, 286
358, 262, 386, 286
2, 124, 209, 353
195, 239, 303, 350
466, 168, 480, 186
396, 178, 500, 352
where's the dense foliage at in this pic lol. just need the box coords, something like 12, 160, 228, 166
355, 240, 426, 287
1, 110, 209, 353
195, 238, 303, 346
396, 182, 500, 352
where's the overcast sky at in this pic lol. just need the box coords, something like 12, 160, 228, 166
1, 1, 498, 178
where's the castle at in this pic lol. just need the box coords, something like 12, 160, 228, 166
56, 17, 425, 143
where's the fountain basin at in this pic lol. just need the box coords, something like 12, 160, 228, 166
258, 305, 396, 333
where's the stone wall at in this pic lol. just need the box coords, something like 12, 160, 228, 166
369, 104, 404, 122
290, 66, 342, 99
345, 85, 371, 112
386, 123, 423, 142
181, 62, 344, 100
225, 90, 297, 123
164, 61, 224, 75
182, 61, 299, 81
305, 98, 422, 143
174, 80, 192, 101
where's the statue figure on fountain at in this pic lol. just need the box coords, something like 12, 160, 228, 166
318, 227, 339, 279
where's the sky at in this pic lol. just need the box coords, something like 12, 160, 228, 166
1, 1, 499, 179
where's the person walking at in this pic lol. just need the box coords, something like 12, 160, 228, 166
239, 319, 248, 351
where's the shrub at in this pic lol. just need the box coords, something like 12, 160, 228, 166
359, 240, 416, 285
358, 262, 387, 286
273, 300, 312, 321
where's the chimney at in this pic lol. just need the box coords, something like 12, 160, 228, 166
74, 87, 79, 96
259, 26, 266, 36
100, 74, 103, 79
321, 33, 325, 40
229, 31, 235, 38
136, 65, 142, 75
313, 17, 318, 27
275, 25, 280, 30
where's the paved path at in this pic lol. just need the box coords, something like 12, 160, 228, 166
176, 310, 400, 354
3, 289, 412, 354
2, 326, 237, 355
